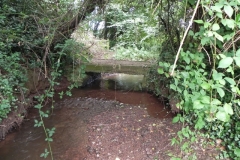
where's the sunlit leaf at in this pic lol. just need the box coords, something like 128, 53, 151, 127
224, 103, 233, 115
201, 96, 210, 104
201, 82, 210, 90
213, 32, 223, 42
234, 57, 240, 67
216, 87, 225, 98
207, 31, 214, 37
211, 99, 221, 105
224, 5, 234, 18
231, 86, 238, 93
236, 48, 240, 57
216, 12, 223, 19
219, 79, 225, 85
221, 19, 227, 26
193, 100, 204, 109
204, 22, 211, 28
226, 19, 235, 29
212, 23, 220, 31
211, 5, 222, 12
224, 77, 236, 85
216, 111, 230, 122
218, 57, 233, 68
219, 54, 226, 59
226, 66, 233, 73
212, 70, 223, 80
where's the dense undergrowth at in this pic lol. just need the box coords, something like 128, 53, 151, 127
0, 0, 103, 159
157, 0, 240, 159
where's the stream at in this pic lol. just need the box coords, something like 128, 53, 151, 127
0, 73, 174, 160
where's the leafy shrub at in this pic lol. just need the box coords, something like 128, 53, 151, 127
158, 0, 240, 159
114, 46, 158, 61
0, 52, 27, 121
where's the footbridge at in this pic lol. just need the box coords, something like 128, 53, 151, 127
85, 59, 153, 74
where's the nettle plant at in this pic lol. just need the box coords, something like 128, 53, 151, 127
159, 0, 240, 159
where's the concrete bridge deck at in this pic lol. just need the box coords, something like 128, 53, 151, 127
85, 59, 152, 74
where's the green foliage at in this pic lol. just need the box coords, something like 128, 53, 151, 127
55, 39, 87, 84
0, 0, 98, 159
92, 1, 164, 61
0, 4, 18, 119
158, 0, 240, 159
114, 46, 158, 61
40, 148, 49, 158
0, 33, 27, 121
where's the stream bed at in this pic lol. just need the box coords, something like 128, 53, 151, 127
0, 74, 179, 160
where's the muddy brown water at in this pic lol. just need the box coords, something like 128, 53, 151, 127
0, 74, 174, 160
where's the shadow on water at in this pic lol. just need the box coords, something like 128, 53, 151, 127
0, 73, 174, 160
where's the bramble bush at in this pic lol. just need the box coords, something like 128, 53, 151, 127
158, 0, 240, 159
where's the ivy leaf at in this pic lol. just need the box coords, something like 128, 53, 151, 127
234, 148, 240, 157
216, 111, 230, 122
234, 57, 240, 67
218, 57, 233, 68
224, 103, 233, 115
216, 87, 225, 98
224, 5, 234, 18
212, 23, 220, 31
